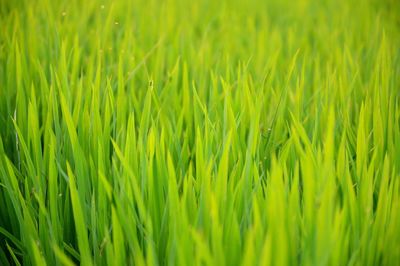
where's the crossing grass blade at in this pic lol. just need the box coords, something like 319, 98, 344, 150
66, 163, 93, 266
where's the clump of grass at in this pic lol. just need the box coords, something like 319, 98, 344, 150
0, 0, 399, 265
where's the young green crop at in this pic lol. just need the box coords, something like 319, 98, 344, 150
0, 0, 399, 265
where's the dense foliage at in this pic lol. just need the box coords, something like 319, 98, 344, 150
0, 0, 399, 265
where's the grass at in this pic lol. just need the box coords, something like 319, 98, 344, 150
0, 0, 399, 265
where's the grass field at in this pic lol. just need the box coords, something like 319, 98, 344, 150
0, 0, 400, 265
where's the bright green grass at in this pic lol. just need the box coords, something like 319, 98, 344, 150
0, 0, 399, 265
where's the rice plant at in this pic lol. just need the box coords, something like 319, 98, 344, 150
0, 0, 399, 265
